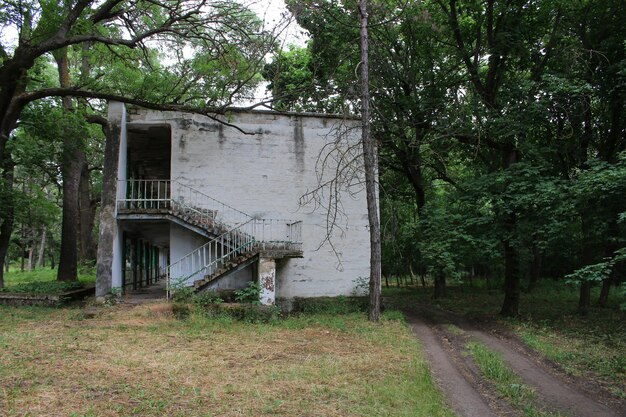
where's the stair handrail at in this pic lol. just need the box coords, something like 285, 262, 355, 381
169, 179, 253, 222
115, 179, 304, 297
166, 218, 257, 298
117, 179, 253, 228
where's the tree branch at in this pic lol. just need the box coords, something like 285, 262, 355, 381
16, 88, 261, 135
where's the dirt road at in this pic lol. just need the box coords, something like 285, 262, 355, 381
404, 305, 625, 417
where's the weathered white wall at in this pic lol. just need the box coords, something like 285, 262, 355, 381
169, 223, 208, 285
127, 108, 371, 299
205, 265, 252, 291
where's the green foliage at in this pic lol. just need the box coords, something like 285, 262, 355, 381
234, 281, 261, 305
169, 284, 195, 304
276, 0, 626, 317
192, 290, 223, 308
102, 287, 122, 306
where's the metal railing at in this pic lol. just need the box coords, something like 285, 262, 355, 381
117, 179, 253, 230
115, 179, 303, 297
253, 219, 303, 250
166, 219, 257, 297
166, 219, 303, 297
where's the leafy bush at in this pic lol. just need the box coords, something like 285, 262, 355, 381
193, 290, 223, 308
234, 281, 261, 304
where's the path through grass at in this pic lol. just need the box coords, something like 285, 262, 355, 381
384, 280, 626, 398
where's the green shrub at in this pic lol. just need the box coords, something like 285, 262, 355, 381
234, 281, 261, 304
193, 290, 223, 308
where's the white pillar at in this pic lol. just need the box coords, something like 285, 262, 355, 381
110, 102, 127, 291
257, 257, 276, 305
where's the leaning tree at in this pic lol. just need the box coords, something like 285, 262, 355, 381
0, 0, 284, 287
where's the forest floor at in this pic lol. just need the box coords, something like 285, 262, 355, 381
386, 282, 626, 417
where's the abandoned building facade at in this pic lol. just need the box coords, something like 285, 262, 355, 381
102, 102, 371, 305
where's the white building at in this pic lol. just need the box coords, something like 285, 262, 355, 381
103, 102, 372, 305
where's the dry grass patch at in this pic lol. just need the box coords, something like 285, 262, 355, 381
0, 304, 454, 417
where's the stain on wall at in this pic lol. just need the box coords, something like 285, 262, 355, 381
293, 117, 305, 173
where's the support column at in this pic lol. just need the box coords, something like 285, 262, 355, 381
257, 257, 276, 306
96, 101, 127, 299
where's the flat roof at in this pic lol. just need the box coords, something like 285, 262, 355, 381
125, 103, 360, 121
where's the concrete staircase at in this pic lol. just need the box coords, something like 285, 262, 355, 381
115, 179, 302, 295
192, 252, 258, 292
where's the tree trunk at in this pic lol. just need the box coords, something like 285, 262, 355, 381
57, 133, 84, 280
527, 241, 541, 292
598, 217, 619, 307
500, 237, 521, 317
55, 48, 84, 282
500, 148, 521, 317
359, 0, 382, 322
37, 228, 46, 268
579, 217, 596, 314
79, 162, 97, 262
0, 154, 15, 288
578, 281, 592, 315
96, 109, 118, 298
433, 271, 446, 299
27, 245, 34, 272
597, 279, 612, 307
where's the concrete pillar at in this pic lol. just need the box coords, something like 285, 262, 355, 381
96, 102, 126, 298
257, 257, 276, 306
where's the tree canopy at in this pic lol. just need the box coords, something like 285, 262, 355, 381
266, 0, 626, 316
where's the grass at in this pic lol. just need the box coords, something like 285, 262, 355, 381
2, 266, 96, 292
466, 341, 562, 417
0, 303, 455, 417
383, 279, 626, 398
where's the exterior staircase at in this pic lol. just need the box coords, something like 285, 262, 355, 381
116, 179, 303, 297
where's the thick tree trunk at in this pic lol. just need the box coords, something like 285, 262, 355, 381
433, 271, 446, 299
0, 154, 15, 288
96, 111, 117, 298
598, 217, 619, 307
597, 279, 612, 307
407, 164, 426, 211
55, 48, 84, 282
79, 163, 97, 262
579, 281, 592, 315
57, 139, 85, 280
359, 0, 382, 322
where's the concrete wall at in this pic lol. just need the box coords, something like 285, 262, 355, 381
127, 108, 371, 299
205, 265, 253, 291
169, 223, 209, 285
